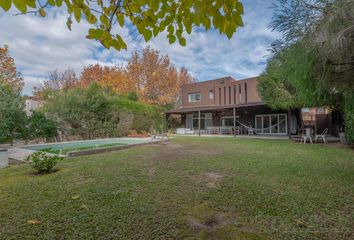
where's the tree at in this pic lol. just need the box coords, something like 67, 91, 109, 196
79, 64, 136, 95
33, 68, 79, 97
43, 83, 162, 140
0, 45, 24, 93
270, 0, 354, 92
261, 0, 354, 143
0, 0, 245, 51
28, 111, 57, 142
126, 47, 193, 105
258, 42, 340, 110
0, 84, 27, 145
79, 47, 193, 105
79, 64, 113, 87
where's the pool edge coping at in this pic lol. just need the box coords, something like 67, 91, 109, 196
67, 139, 168, 157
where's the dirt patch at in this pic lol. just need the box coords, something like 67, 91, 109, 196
146, 168, 157, 178
187, 202, 263, 239
26, 168, 60, 177
75, 175, 95, 184
187, 202, 231, 232
188, 212, 230, 231
135, 140, 224, 163
204, 172, 223, 188
320, 142, 354, 149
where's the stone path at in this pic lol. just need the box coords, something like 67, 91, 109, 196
8, 148, 35, 162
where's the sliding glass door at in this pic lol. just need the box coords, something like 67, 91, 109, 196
255, 114, 287, 135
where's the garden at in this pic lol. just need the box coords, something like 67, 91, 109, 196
0, 137, 353, 239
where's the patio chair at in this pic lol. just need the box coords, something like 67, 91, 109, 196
234, 126, 240, 135
315, 128, 328, 144
301, 127, 313, 144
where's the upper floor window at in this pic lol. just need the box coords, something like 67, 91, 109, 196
209, 90, 214, 99
188, 93, 201, 102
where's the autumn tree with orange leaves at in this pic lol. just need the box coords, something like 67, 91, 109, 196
0, 45, 24, 93
79, 47, 193, 105
80, 64, 135, 95
126, 47, 193, 105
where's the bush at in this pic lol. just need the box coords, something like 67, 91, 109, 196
43, 83, 163, 139
344, 94, 354, 144
26, 151, 63, 173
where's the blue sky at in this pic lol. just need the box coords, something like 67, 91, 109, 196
0, 0, 279, 95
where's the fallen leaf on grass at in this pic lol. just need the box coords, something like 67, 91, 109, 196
294, 219, 307, 228
27, 220, 40, 225
71, 195, 80, 200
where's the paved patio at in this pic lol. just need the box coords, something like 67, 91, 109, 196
7, 147, 35, 163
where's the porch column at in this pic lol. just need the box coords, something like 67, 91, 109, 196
164, 113, 168, 134
287, 109, 292, 139
233, 107, 236, 136
198, 110, 201, 136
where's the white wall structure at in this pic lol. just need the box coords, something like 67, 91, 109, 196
0, 148, 8, 168
25, 98, 43, 115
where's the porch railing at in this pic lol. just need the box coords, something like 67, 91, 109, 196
206, 126, 234, 135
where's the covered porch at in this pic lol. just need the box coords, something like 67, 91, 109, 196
165, 104, 297, 137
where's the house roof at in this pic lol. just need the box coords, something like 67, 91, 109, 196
181, 76, 259, 88
166, 102, 266, 114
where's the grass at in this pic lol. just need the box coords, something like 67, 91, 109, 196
0, 136, 353, 239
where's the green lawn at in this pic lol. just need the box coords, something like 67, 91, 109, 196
1, 137, 353, 239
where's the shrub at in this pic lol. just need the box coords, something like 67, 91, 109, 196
344, 94, 354, 144
26, 151, 63, 173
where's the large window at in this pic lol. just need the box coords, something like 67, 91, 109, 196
186, 113, 212, 130
255, 114, 287, 135
188, 93, 201, 102
220, 116, 240, 127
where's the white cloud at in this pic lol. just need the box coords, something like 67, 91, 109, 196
0, 0, 279, 95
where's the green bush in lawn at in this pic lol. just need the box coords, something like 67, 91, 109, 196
26, 151, 63, 173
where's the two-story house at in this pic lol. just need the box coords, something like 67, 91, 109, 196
166, 76, 297, 136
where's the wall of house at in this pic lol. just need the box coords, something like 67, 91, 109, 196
180, 76, 262, 108
25, 99, 43, 115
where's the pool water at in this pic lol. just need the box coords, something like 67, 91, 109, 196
21, 138, 152, 154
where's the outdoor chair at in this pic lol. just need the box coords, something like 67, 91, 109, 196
234, 127, 240, 135
301, 127, 313, 144
315, 128, 328, 144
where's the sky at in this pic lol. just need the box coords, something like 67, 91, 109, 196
0, 0, 280, 95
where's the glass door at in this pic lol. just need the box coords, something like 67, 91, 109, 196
255, 116, 263, 134
186, 114, 193, 129
263, 115, 270, 133
255, 114, 287, 135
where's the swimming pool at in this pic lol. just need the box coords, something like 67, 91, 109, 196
20, 138, 160, 156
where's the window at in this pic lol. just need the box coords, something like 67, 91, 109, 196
239, 84, 242, 103
219, 88, 221, 105
221, 116, 240, 126
244, 83, 247, 103
223, 87, 226, 105
186, 113, 213, 130
188, 93, 201, 102
209, 90, 214, 99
